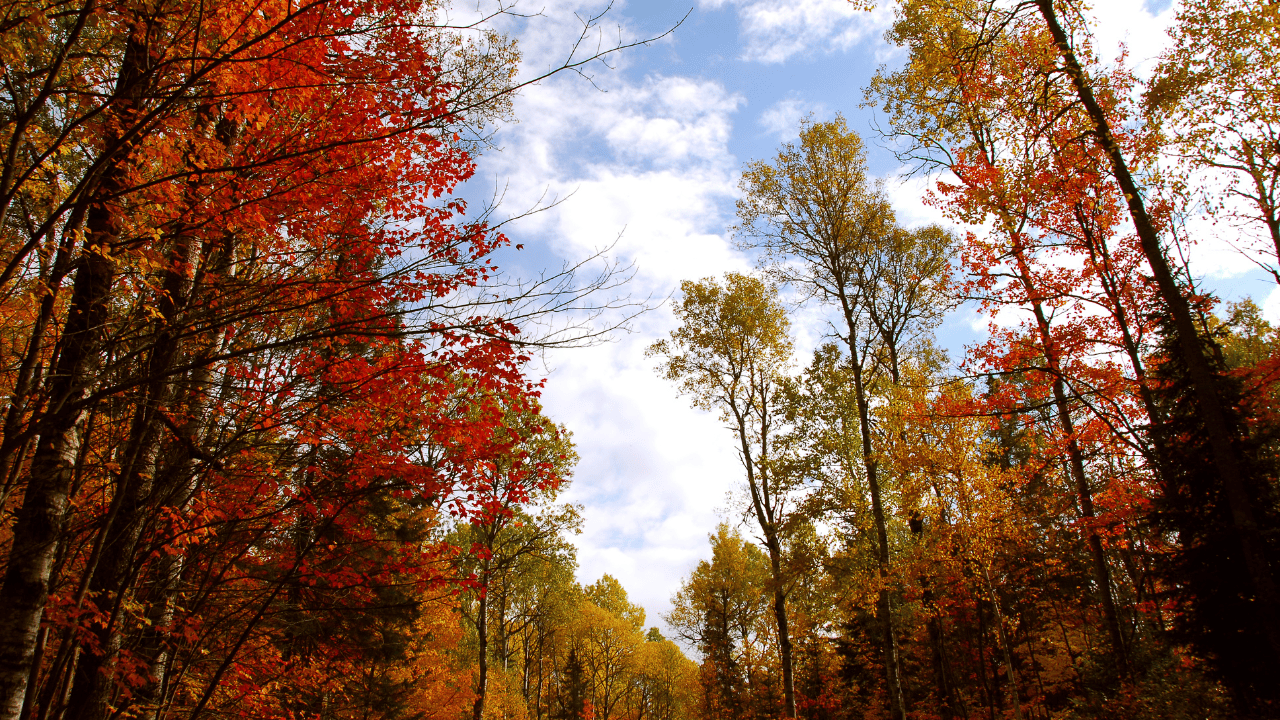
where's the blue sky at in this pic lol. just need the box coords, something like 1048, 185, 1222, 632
455, 0, 1273, 639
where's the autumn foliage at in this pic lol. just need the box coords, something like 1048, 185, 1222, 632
6, 1, 1280, 720
0, 1, 602, 720
657, 2, 1280, 720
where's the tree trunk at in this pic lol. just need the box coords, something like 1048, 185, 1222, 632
910, 519, 962, 719
767, 542, 795, 719
834, 288, 907, 720
850, 346, 907, 720
64, 404, 165, 720
0, 24, 151, 720
980, 564, 1023, 720
473, 571, 490, 720
0, 158, 120, 720
1009, 247, 1130, 677
0, 216, 80, 509
734, 397, 796, 719
1053, 374, 1130, 676
66, 153, 220, 720
136, 246, 234, 720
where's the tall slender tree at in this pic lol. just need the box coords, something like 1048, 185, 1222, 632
735, 116, 952, 720
649, 273, 799, 718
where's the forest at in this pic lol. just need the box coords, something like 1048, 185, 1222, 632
0, 0, 1277, 720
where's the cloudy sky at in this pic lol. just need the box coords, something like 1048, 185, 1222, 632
454, 0, 1276, 638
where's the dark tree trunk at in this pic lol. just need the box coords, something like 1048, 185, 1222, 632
767, 540, 795, 719
65, 167, 213, 720
733, 392, 796, 718
474, 569, 490, 720
0, 23, 153, 719
910, 518, 963, 719
0, 158, 122, 720
845, 330, 907, 720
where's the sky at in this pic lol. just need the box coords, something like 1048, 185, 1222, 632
451, 0, 1278, 640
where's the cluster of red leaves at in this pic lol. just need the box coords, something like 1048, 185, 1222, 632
932, 17, 1169, 544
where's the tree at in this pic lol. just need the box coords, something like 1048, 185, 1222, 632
735, 116, 952, 720
880, 363, 1036, 719
387, 591, 478, 720
586, 576, 647, 634
1029, 0, 1280, 662
648, 274, 799, 718
667, 524, 772, 720
452, 404, 578, 720
631, 634, 698, 720
559, 649, 589, 720
507, 541, 582, 720
1149, 307, 1280, 713
575, 597, 641, 720
1148, 0, 1280, 284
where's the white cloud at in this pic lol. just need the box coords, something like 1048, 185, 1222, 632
701, 0, 894, 64
882, 170, 957, 230
1263, 285, 1280, 324
759, 97, 827, 141
467, 8, 755, 633
542, 329, 744, 630
1087, 0, 1180, 77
